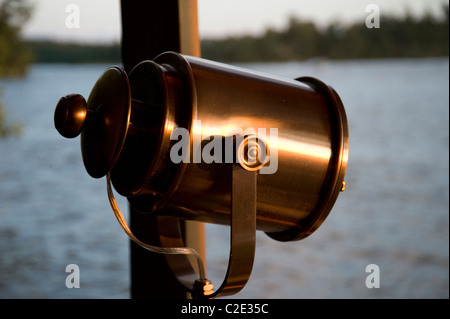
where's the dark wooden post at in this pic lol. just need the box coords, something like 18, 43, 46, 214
120, 0, 188, 299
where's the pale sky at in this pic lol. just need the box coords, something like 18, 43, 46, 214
22, 0, 448, 43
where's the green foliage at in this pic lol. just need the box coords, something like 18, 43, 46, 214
201, 5, 449, 63
1, 0, 30, 138
0, 0, 34, 76
0, 100, 21, 138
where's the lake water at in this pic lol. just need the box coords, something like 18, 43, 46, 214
0, 58, 448, 299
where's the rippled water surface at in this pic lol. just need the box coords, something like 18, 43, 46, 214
0, 58, 448, 298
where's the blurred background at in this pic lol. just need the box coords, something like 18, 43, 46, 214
0, 0, 448, 298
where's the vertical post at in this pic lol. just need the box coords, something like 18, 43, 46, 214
177, 0, 206, 278
120, 0, 204, 299
178, 0, 201, 57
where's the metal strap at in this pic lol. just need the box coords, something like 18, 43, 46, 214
158, 163, 257, 298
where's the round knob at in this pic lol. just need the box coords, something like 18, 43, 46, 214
54, 66, 131, 179
54, 94, 88, 138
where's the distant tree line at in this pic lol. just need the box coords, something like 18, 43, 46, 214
202, 5, 449, 62
24, 5, 449, 64
26, 41, 121, 63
